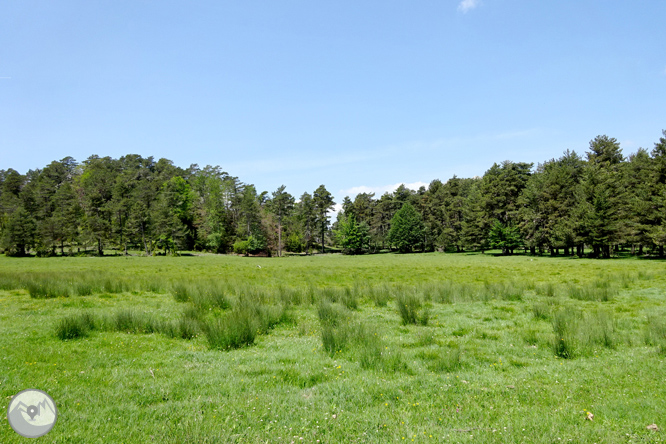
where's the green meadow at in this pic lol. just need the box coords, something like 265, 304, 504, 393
1, 253, 665, 443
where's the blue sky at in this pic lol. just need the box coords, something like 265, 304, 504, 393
1, 1, 665, 211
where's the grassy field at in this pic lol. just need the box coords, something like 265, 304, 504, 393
1, 252, 665, 443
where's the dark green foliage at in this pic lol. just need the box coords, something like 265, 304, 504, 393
335, 214, 370, 255
388, 203, 424, 253
488, 220, 522, 255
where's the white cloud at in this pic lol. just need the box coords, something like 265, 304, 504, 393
458, 0, 480, 13
341, 181, 430, 199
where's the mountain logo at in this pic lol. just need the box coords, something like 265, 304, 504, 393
7, 389, 58, 438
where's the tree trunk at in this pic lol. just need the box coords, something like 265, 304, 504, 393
530, 246, 536, 255
141, 222, 149, 256
278, 220, 282, 257
660, 245, 665, 258
98, 238, 103, 256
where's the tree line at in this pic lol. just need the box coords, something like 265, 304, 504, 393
1, 131, 665, 258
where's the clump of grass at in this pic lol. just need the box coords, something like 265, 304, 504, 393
429, 281, 456, 304
341, 286, 359, 310
172, 282, 191, 302
55, 312, 96, 340
537, 282, 557, 297
568, 280, 617, 302
189, 281, 231, 310
551, 308, 584, 359
590, 309, 617, 349
644, 315, 666, 354
396, 293, 429, 325
370, 284, 391, 307
532, 302, 551, 321
321, 323, 352, 356
101, 278, 126, 294
27, 279, 69, 298
317, 300, 349, 326
112, 309, 157, 334
483, 281, 524, 301
522, 328, 539, 345
418, 346, 462, 373
551, 307, 617, 358
201, 310, 256, 350
277, 285, 305, 306
252, 303, 290, 333
160, 317, 199, 340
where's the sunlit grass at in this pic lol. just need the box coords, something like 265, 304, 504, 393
0, 252, 665, 443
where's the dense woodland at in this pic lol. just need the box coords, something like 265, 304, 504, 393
1, 132, 666, 258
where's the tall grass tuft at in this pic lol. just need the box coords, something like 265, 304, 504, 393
551, 307, 617, 358
55, 312, 96, 340
551, 308, 584, 359
112, 309, 158, 334
172, 282, 191, 302
396, 293, 429, 325
27, 279, 70, 298
317, 300, 349, 326
189, 281, 231, 310
568, 280, 617, 302
537, 282, 557, 297
532, 302, 551, 321
201, 311, 256, 350
644, 315, 666, 354
417, 346, 462, 373
370, 284, 391, 307
341, 286, 359, 310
